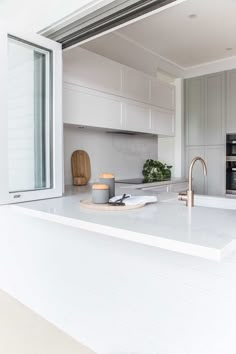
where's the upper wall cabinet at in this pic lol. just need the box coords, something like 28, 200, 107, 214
185, 72, 225, 146
151, 107, 175, 136
63, 84, 122, 130
63, 47, 176, 136
63, 47, 122, 95
150, 79, 175, 111
226, 69, 236, 133
63, 47, 175, 111
122, 67, 150, 103
123, 101, 151, 133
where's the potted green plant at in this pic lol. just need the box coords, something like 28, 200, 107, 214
142, 159, 172, 183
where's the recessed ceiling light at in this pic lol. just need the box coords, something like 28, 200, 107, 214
226, 47, 233, 51
188, 14, 197, 19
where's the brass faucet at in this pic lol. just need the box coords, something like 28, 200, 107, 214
178, 157, 207, 207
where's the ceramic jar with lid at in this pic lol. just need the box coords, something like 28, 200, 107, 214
99, 173, 115, 198
92, 183, 109, 204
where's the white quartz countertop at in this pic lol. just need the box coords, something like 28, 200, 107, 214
13, 184, 236, 261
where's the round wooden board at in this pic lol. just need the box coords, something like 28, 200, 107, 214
80, 199, 145, 211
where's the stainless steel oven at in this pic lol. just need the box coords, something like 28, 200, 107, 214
226, 134, 236, 194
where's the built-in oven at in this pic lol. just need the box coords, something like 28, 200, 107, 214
227, 134, 236, 156
226, 161, 236, 194
226, 134, 236, 194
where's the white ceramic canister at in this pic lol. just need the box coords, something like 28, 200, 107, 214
92, 183, 110, 204
99, 173, 115, 198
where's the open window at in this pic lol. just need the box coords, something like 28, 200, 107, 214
0, 31, 62, 204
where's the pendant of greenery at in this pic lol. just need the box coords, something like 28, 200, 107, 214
142, 159, 172, 183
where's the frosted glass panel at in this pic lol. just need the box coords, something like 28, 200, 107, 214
8, 36, 52, 193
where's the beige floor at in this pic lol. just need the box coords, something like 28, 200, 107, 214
0, 289, 95, 354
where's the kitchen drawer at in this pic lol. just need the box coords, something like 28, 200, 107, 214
141, 185, 168, 192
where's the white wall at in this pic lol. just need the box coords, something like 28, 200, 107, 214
64, 125, 158, 184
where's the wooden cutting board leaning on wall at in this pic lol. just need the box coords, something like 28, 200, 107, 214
71, 150, 91, 186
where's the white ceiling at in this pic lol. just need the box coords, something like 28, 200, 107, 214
82, 0, 236, 71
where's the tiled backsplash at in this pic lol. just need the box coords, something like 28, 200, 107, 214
64, 125, 158, 185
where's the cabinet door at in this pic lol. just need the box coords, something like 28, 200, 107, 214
64, 47, 122, 95
63, 85, 122, 130
205, 73, 225, 145
185, 77, 205, 146
151, 107, 175, 136
122, 67, 150, 103
123, 101, 150, 133
186, 147, 206, 195
226, 69, 236, 133
150, 79, 175, 110
205, 145, 225, 196
0, 30, 62, 205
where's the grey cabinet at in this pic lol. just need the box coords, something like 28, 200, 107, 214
226, 69, 236, 133
186, 146, 206, 195
185, 72, 226, 196
205, 145, 225, 196
205, 73, 225, 145
186, 145, 225, 196
185, 72, 225, 146
185, 77, 204, 146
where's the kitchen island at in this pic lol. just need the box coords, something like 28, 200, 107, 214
1, 185, 236, 354
11, 184, 236, 261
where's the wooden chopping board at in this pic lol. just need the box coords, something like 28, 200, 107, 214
71, 150, 91, 186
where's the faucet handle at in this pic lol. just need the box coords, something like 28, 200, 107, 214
178, 192, 187, 201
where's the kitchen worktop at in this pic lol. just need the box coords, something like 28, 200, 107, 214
13, 184, 236, 261
2, 189, 236, 354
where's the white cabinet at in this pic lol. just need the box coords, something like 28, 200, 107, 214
64, 47, 175, 111
186, 145, 225, 196
63, 48, 176, 135
151, 107, 175, 136
123, 101, 151, 133
63, 47, 122, 95
226, 69, 236, 133
122, 67, 150, 103
64, 83, 175, 136
63, 84, 122, 130
150, 79, 175, 110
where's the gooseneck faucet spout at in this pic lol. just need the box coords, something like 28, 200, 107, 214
178, 157, 207, 207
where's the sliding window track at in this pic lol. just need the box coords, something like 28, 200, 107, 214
45, 0, 176, 49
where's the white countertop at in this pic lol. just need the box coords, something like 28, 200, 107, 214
13, 184, 236, 261
2, 196, 236, 354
